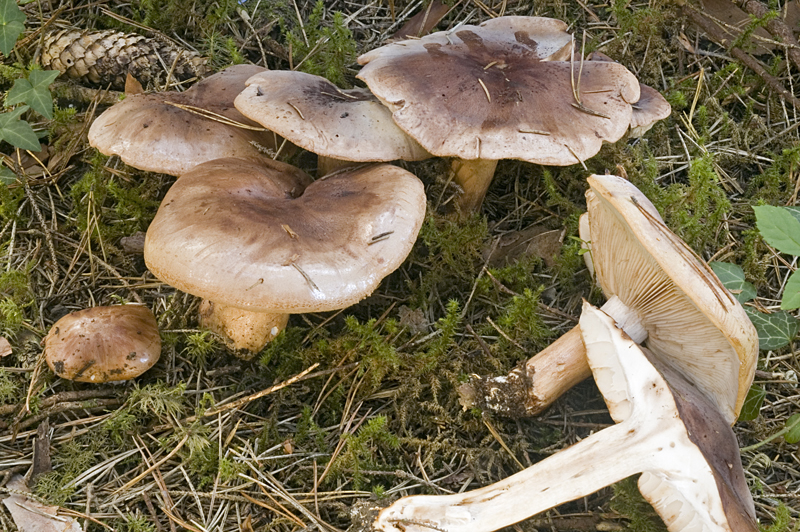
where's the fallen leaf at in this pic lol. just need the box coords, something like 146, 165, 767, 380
0, 336, 11, 357
483, 225, 566, 268
2, 476, 82, 532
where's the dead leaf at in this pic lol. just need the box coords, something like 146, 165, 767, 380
0, 336, 11, 357
483, 225, 566, 268
2, 476, 82, 532
125, 72, 144, 95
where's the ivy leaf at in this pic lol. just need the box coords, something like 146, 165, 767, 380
0, 0, 26, 56
5, 70, 59, 118
745, 307, 799, 350
0, 165, 15, 185
0, 106, 40, 151
710, 262, 756, 303
782, 269, 800, 311
754, 205, 800, 256
738, 384, 766, 421
784, 413, 800, 444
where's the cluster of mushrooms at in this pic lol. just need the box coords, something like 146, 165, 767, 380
40, 15, 762, 532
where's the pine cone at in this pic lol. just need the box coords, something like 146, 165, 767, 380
41, 30, 209, 89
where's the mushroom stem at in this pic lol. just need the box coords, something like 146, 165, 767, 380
460, 295, 646, 416
450, 159, 499, 212
375, 420, 648, 532
199, 300, 289, 357
317, 155, 357, 176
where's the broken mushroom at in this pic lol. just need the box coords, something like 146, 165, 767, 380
461, 173, 758, 425
144, 157, 426, 355
373, 302, 758, 532
357, 16, 642, 211
88, 64, 283, 176
44, 305, 161, 383
234, 70, 430, 175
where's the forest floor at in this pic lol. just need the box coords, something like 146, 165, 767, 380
1, 0, 800, 531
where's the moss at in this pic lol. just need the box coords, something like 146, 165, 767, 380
283, 1, 358, 87
68, 152, 161, 248
610, 476, 668, 532
0, 368, 20, 403
761, 504, 799, 532
330, 415, 401, 490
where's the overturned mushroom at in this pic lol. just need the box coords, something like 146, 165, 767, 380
88, 64, 284, 176
234, 70, 430, 175
44, 305, 161, 383
144, 158, 426, 355
357, 16, 642, 211
461, 173, 757, 424
373, 302, 757, 532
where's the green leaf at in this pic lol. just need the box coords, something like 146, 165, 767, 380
786, 206, 800, 224
745, 307, 799, 350
782, 269, 800, 310
754, 205, 800, 256
5, 70, 59, 118
0, 165, 15, 185
784, 413, 800, 444
0, 106, 40, 150
710, 262, 757, 303
0, 0, 26, 56
738, 384, 766, 421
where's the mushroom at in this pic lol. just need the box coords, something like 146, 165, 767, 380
461, 173, 757, 425
372, 302, 758, 532
234, 70, 430, 176
585, 51, 671, 137
44, 305, 161, 383
88, 64, 284, 176
357, 16, 642, 211
144, 157, 426, 355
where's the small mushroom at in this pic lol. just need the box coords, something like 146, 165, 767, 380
357, 16, 642, 211
461, 173, 757, 424
88, 64, 284, 176
44, 305, 161, 383
234, 70, 430, 176
373, 302, 758, 532
144, 157, 426, 355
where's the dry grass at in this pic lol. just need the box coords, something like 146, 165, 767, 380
1, 0, 800, 531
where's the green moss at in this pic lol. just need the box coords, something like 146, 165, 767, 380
610, 476, 667, 532
69, 152, 160, 248
330, 415, 400, 490
284, 1, 357, 87
761, 504, 799, 532
0, 368, 20, 403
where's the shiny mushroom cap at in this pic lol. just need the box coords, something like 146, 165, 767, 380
581, 173, 758, 424
357, 16, 640, 165
88, 64, 281, 176
144, 158, 426, 314
235, 70, 430, 162
44, 305, 161, 383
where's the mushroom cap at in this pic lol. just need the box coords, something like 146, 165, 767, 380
629, 83, 672, 137
357, 16, 640, 164
585, 51, 671, 136
581, 174, 758, 424
88, 64, 281, 176
580, 302, 757, 532
235, 70, 430, 162
144, 158, 426, 313
44, 305, 161, 383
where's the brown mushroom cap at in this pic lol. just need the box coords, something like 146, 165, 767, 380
88, 65, 281, 176
585, 51, 671, 136
235, 70, 430, 162
357, 16, 640, 165
144, 158, 426, 314
44, 305, 161, 383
